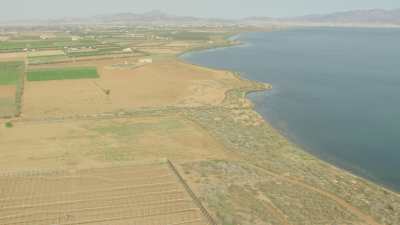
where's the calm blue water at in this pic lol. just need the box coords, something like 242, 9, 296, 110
182, 28, 400, 192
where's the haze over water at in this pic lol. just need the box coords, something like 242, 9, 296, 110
183, 28, 400, 192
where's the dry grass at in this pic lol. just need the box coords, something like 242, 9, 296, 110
0, 116, 229, 171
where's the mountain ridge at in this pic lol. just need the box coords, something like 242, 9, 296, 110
2, 8, 400, 26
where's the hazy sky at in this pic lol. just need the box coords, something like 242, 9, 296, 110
1, 0, 399, 21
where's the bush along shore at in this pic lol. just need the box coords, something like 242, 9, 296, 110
177, 76, 400, 225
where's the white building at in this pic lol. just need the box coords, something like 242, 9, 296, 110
71, 36, 81, 41
138, 58, 153, 63
122, 48, 133, 53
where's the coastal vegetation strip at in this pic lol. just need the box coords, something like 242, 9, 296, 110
27, 67, 99, 81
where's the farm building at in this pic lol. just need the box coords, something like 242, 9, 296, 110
122, 47, 133, 53
139, 58, 153, 63
71, 36, 81, 41
39, 33, 57, 40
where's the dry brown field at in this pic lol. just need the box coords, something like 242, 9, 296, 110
0, 162, 211, 225
0, 53, 26, 62
138, 47, 183, 54
23, 59, 242, 118
0, 115, 229, 171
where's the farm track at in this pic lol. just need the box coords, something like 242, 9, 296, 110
0, 162, 213, 225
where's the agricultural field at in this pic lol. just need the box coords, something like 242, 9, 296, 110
27, 50, 66, 58
27, 55, 71, 65
0, 61, 24, 117
0, 162, 212, 225
0, 61, 24, 85
0, 52, 27, 62
27, 67, 99, 81
0, 116, 229, 170
22, 58, 243, 118
0, 38, 99, 52
0, 86, 16, 118
2, 26, 397, 225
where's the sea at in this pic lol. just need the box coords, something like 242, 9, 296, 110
182, 27, 400, 192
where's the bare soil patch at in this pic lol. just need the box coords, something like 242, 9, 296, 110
0, 52, 26, 62
0, 85, 15, 97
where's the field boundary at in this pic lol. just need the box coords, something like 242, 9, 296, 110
167, 160, 218, 225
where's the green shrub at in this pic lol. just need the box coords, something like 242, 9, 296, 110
5, 121, 13, 128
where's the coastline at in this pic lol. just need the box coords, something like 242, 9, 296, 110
177, 33, 400, 224
1, 28, 399, 224
191, 58, 399, 196
178, 31, 399, 194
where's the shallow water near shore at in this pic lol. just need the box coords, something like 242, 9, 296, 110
182, 28, 400, 192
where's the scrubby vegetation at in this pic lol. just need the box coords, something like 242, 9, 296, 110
4, 121, 13, 128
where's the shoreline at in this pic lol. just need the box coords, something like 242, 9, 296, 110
176, 63, 400, 223
178, 32, 400, 198
1, 28, 399, 224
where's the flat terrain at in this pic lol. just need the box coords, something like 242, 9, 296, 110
0, 53, 26, 62
0, 27, 399, 225
0, 61, 24, 117
23, 59, 242, 118
27, 67, 99, 81
0, 86, 16, 117
0, 162, 211, 225
0, 115, 228, 171
0, 61, 23, 85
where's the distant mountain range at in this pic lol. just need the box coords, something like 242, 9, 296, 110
46, 10, 231, 25
2, 9, 400, 27
243, 9, 400, 26
292, 9, 400, 24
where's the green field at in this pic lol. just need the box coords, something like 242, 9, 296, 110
0, 61, 24, 85
28, 67, 99, 81
0, 38, 99, 52
28, 55, 71, 65
0, 61, 24, 117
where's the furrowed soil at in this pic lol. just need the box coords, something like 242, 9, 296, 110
0, 162, 211, 225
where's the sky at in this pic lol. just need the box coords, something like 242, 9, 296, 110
1, 0, 399, 21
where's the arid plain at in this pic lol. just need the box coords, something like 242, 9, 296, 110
0, 26, 399, 225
